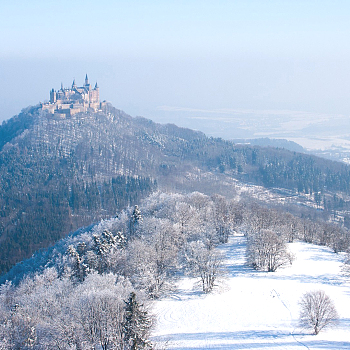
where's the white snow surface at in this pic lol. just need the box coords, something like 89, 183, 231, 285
152, 235, 350, 349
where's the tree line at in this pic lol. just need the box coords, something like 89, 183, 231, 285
3, 104, 350, 276
1, 189, 349, 348
0, 171, 155, 274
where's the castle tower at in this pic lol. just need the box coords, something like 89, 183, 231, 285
84, 74, 91, 90
50, 88, 56, 103
91, 82, 99, 104
72, 79, 77, 89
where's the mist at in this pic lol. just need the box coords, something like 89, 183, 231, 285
1, 0, 350, 147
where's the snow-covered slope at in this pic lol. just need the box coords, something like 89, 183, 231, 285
152, 235, 350, 349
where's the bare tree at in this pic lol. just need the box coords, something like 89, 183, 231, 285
127, 219, 180, 299
77, 290, 124, 349
342, 250, 350, 277
299, 290, 338, 335
211, 194, 230, 243
247, 229, 294, 272
185, 241, 224, 293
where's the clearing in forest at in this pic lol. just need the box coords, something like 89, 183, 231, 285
152, 234, 350, 349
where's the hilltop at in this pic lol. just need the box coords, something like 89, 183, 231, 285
2, 99, 350, 273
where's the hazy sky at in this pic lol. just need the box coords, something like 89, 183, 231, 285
1, 0, 350, 134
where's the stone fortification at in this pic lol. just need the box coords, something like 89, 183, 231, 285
41, 75, 106, 117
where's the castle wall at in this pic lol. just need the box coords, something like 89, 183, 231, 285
42, 77, 100, 116
89, 89, 99, 104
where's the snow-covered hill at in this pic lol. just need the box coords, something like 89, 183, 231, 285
152, 235, 350, 349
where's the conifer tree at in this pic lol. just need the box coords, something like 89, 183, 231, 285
130, 205, 142, 237
92, 230, 118, 273
67, 245, 87, 282
116, 231, 127, 249
122, 292, 152, 350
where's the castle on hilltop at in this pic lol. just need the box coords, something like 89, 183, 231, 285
41, 75, 106, 116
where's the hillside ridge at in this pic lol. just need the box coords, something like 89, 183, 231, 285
1, 103, 350, 273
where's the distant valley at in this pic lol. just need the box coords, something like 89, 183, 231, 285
152, 106, 350, 163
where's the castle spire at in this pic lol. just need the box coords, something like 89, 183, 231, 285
61, 82, 64, 91
95, 82, 99, 89
85, 74, 89, 85
72, 79, 76, 89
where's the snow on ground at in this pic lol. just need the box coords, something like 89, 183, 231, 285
152, 235, 350, 349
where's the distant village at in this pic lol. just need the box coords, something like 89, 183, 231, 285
41, 75, 107, 117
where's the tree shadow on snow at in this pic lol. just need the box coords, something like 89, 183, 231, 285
152, 330, 350, 349
223, 259, 254, 277
153, 330, 288, 341
165, 284, 207, 301
302, 340, 350, 350
220, 237, 255, 277
338, 317, 350, 329
300, 244, 341, 263
261, 271, 344, 286
153, 330, 303, 349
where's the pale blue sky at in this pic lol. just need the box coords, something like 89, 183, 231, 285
1, 0, 350, 130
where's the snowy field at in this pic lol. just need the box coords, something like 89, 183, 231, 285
152, 235, 350, 349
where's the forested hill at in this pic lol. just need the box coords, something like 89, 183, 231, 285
1, 103, 350, 274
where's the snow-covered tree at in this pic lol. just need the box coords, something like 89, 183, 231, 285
281, 213, 300, 243
342, 250, 350, 277
174, 202, 198, 239
185, 241, 224, 293
247, 229, 294, 272
4, 304, 37, 349
116, 230, 127, 249
77, 289, 124, 349
122, 292, 153, 350
92, 230, 119, 274
299, 290, 338, 335
211, 194, 230, 243
67, 245, 88, 282
127, 236, 175, 299
130, 205, 142, 237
